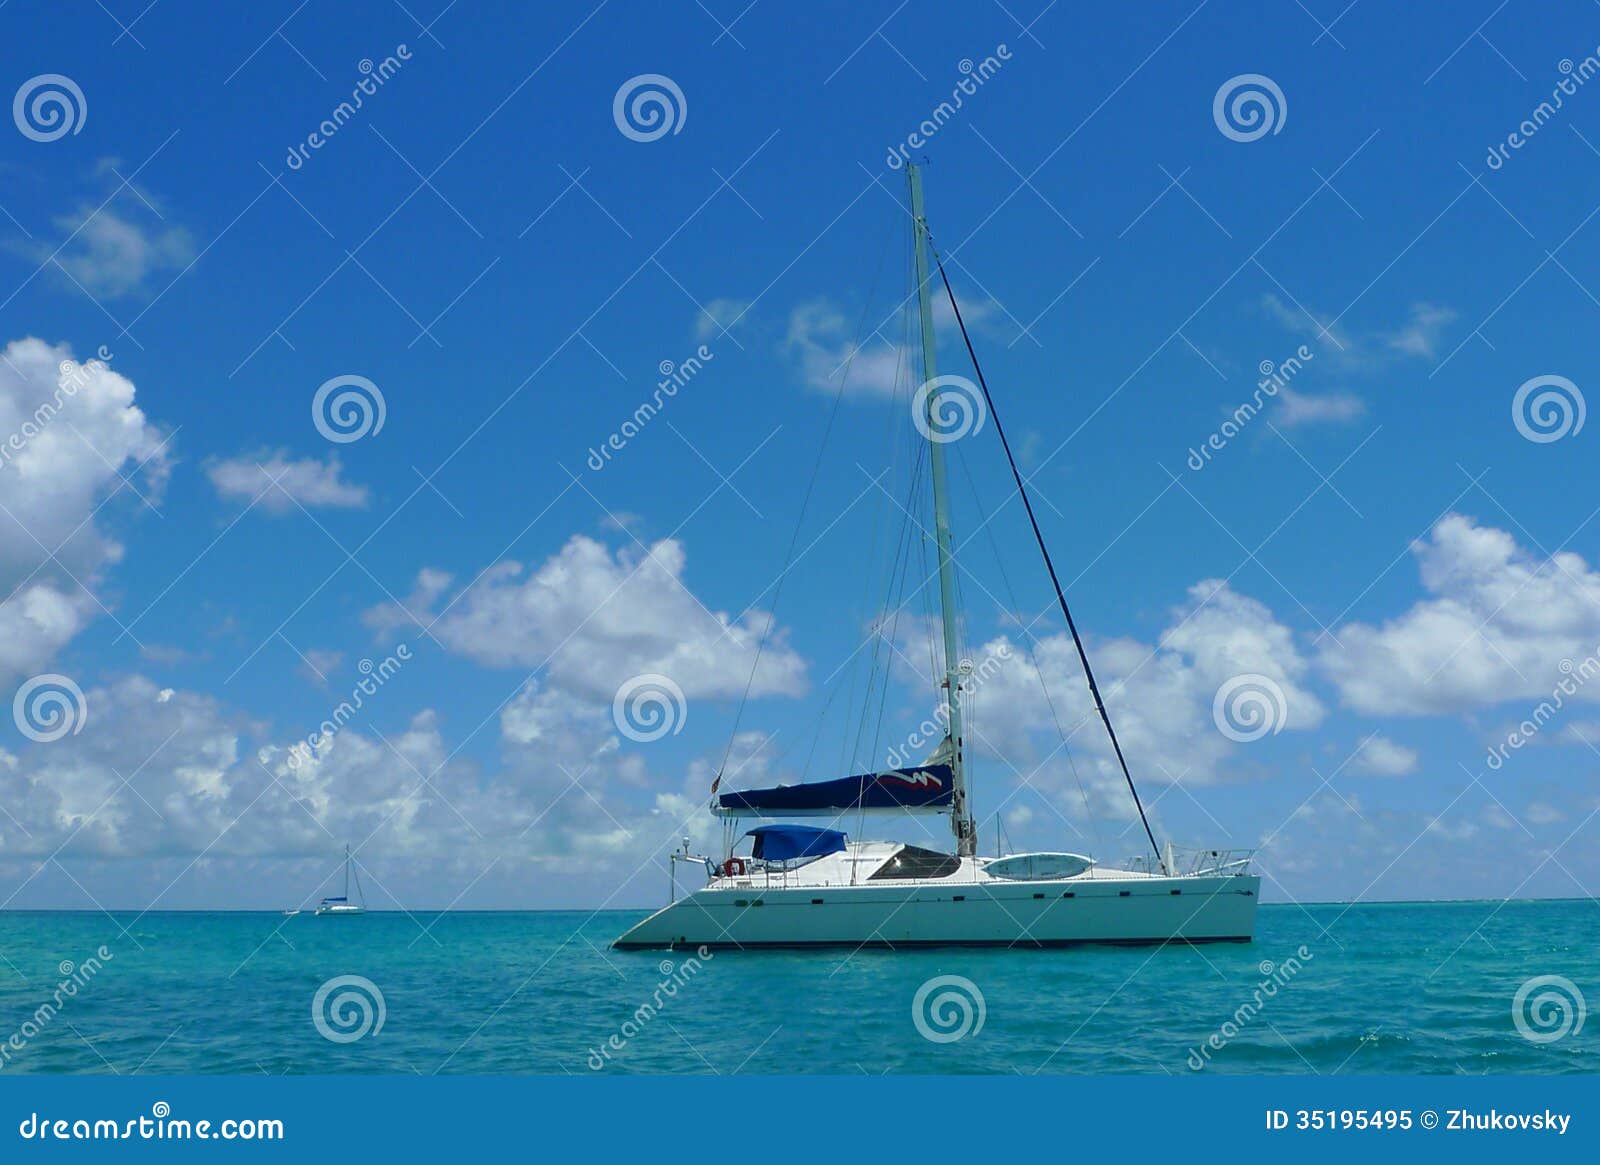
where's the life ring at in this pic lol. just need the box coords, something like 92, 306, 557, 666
723, 857, 746, 877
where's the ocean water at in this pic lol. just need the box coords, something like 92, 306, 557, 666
0, 901, 1593, 1075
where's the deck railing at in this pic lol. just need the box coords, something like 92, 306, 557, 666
1123, 846, 1255, 877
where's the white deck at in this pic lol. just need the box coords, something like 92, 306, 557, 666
613, 842, 1258, 949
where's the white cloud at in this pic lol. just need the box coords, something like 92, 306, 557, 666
1351, 734, 1418, 776
365, 534, 807, 702
1277, 386, 1366, 427
695, 297, 752, 341
206, 450, 369, 513
783, 293, 999, 398
1385, 303, 1456, 359
0, 338, 169, 686
31, 205, 194, 299
1260, 294, 1454, 367
941, 580, 1323, 806
1319, 514, 1600, 715
1524, 801, 1566, 825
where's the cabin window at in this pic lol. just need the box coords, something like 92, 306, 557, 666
868, 845, 962, 881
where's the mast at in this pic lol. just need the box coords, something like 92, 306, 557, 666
908, 163, 977, 858
343, 844, 351, 898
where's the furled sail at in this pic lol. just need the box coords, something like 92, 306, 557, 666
713, 764, 954, 817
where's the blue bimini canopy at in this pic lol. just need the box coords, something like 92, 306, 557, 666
747, 825, 847, 862
714, 764, 954, 818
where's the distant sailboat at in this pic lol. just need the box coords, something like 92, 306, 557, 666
315, 845, 367, 916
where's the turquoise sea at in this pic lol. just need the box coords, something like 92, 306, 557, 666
0, 901, 1593, 1075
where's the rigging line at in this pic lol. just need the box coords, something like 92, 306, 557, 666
849, 290, 915, 773
930, 245, 1163, 867
716, 234, 896, 789
952, 445, 1102, 855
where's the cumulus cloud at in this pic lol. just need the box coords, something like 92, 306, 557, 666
1318, 514, 1600, 715
364, 534, 807, 702
25, 204, 194, 299
206, 450, 369, 513
1351, 734, 1419, 776
929, 580, 1323, 811
0, 338, 169, 686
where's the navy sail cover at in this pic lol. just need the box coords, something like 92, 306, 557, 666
715, 765, 954, 817
747, 825, 846, 861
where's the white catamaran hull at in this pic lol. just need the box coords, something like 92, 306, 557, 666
614, 872, 1258, 950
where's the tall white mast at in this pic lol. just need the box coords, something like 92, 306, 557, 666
908, 163, 976, 858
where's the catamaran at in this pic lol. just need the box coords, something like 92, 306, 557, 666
315, 844, 367, 916
614, 164, 1259, 950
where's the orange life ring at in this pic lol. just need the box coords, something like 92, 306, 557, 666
723, 857, 746, 877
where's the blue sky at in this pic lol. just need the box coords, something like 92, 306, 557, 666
2, 0, 1599, 912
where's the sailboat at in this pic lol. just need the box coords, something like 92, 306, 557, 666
314, 844, 367, 916
613, 164, 1259, 951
